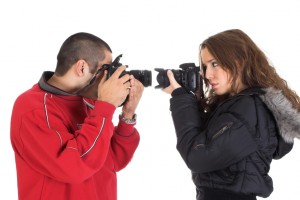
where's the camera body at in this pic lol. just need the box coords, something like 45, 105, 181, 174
155, 63, 200, 92
105, 54, 152, 87
103, 54, 152, 107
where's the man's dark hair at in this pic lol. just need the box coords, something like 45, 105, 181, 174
55, 32, 112, 76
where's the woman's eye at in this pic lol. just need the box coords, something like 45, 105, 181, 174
212, 61, 219, 67
202, 64, 207, 70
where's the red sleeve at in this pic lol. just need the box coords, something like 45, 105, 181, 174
12, 100, 116, 184
110, 119, 140, 171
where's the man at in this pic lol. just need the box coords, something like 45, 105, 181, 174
10, 32, 144, 200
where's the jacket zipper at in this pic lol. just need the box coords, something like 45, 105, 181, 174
193, 122, 233, 150
211, 122, 233, 140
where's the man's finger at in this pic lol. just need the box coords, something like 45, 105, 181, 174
110, 66, 127, 79
99, 70, 107, 86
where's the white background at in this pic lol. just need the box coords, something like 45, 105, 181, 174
1, 0, 300, 199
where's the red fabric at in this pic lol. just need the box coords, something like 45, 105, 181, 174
10, 84, 140, 200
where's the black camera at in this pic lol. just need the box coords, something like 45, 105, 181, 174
102, 54, 152, 107
155, 63, 200, 92
104, 54, 152, 87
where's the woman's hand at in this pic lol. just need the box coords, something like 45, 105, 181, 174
162, 70, 181, 94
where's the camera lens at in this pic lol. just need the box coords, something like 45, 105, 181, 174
154, 68, 169, 89
155, 68, 182, 89
129, 70, 152, 87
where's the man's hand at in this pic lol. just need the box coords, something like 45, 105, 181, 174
122, 76, 144, 119
162, 70, 181, 94
98, 66, 131, 107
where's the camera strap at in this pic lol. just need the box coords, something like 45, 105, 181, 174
76, 66, 108, 96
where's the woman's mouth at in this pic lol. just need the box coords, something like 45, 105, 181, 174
210, 83, 217, 89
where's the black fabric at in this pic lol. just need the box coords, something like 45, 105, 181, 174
273, 136, 294, 159
171, 87, 188, 97
169, 87, 293, 198
196, 187, 256, 200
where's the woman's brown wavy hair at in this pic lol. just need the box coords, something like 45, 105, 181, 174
199, 29, 300, 112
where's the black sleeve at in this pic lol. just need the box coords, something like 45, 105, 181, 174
170, 94, 258, 173
171, 87, 188, 97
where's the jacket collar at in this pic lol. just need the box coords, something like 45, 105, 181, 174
38, 71, 77, 96
238, 87, 266, 96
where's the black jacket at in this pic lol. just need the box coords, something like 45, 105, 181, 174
170, 87, 299, 198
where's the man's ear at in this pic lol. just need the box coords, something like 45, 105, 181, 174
74, 59, 86, 77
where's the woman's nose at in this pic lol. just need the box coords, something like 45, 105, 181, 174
205, 68, 213, 80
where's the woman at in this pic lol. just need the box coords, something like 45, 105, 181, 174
163, 29, 300, 200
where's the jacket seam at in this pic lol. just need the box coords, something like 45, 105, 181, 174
80, 117, 106, 157
43, 92, 64, 148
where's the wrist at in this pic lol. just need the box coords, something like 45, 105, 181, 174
119, 112, 137, 124
121, 109, 135, 119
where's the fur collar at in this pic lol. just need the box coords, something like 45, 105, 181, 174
259, 87, 300, 143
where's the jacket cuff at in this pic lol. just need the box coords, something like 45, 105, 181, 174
115, 119, 136, 137
171, 87, 188, 97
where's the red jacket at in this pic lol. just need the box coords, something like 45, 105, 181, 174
10, 72, 140, 200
